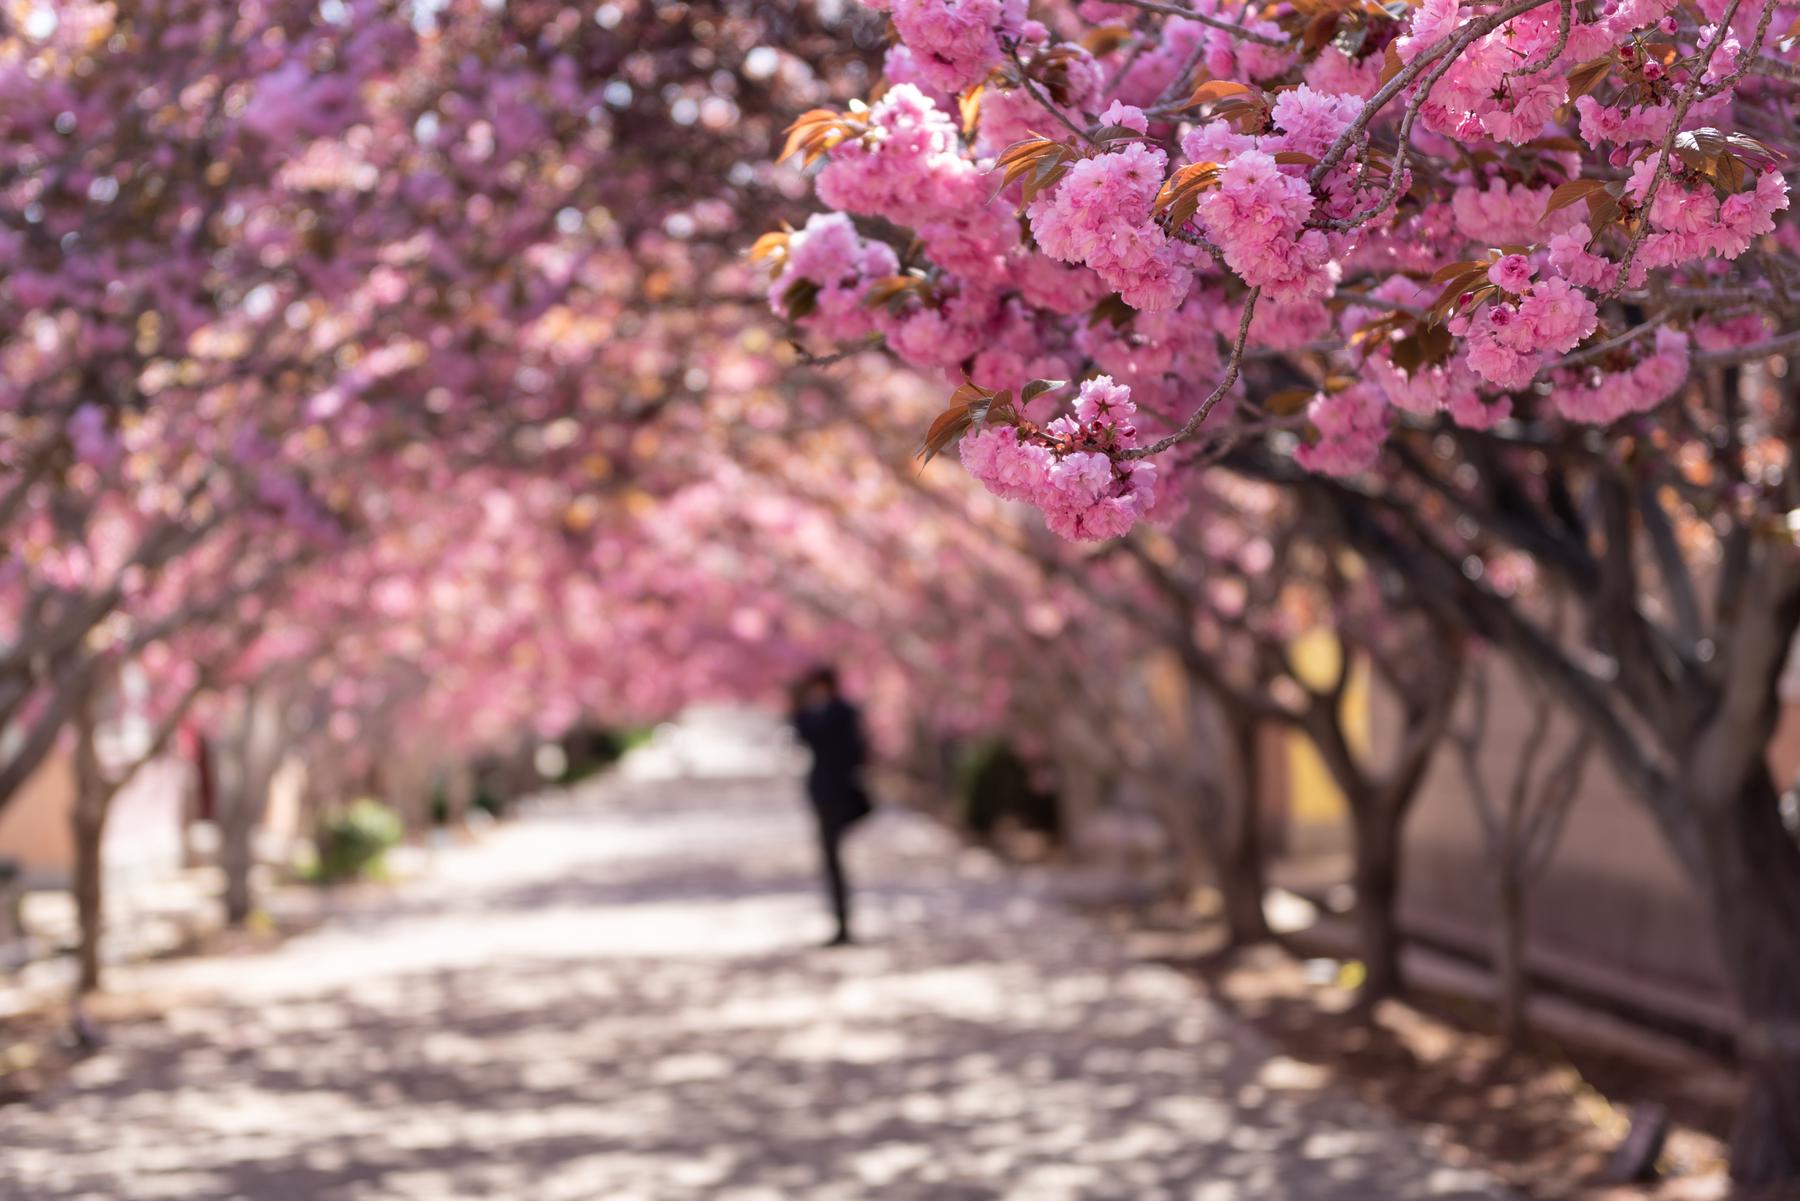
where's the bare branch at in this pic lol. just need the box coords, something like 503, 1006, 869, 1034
1101, 0, 1286, 47
1692, 327, 1800, 366
1309, 0, 1559, 186
1002, 41, 1095, 145
1636, 480, 1704, 650
1512, 0, 1572, 77
1606, 0, 1761, 295
1123, 287, 1260, 459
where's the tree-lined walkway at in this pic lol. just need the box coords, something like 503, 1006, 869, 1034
0, 751, 1510, 1199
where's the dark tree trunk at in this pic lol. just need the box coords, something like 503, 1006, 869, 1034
1218, 829, 1271, 946
1217, 711, 1271, 947
70, 697, 107, 996
214, 718, 256, 928
215, 746, 252, 927
1493, 866, 1527, 1051
1352, 799, 1405, 1008
71, 805, 105, 996
221, 814, 254, 926
218, 688, 283, 928
1700, 767, 1800, 1188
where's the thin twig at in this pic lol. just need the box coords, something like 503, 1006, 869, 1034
791, 334, 885, 367
1169, 223, 1228, 263
1123, 286, 1260, 458
1321, 7, 1558, 232
1751, 53, 1800, 84
1003, 42, 1095, 146
1151, 32, 1213, 110
1310, 0, 1559, 187
1692, 327, 1800, 365
1607, 0, 1765, 295
1512, 0, 1572, 78
1697, 0, 1779, 101
1102, 34, 1154, 101
1554, 311, 1674, 369
1104, 0, 1285, 47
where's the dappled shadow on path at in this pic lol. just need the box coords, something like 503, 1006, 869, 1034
0, 774, 1506, 1201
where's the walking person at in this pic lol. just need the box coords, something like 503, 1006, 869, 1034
790, 666, 872, 947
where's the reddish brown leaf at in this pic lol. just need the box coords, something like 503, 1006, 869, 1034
1263, 386, 1318, 415
1429, 258, 1490, 285
1585, 192, 1623, 235
1379, 41, 1405, 88
1080, 23, 1134, 57
781, 278, 822, 321
958, 85, 983, 137
918, 403, 977, 465
779, 109, 843, 162
1565, 57, 1613, 101
1189, 79, 1255, 106
1302, 11, 1341, 52
1544, 178, 1608, 216
748, 230, 789, 263
860, 274, 928, 313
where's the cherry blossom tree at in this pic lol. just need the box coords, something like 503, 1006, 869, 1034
769, 0, 1800, 1178
1, 0, 901, 992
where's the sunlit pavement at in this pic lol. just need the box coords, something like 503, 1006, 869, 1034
0, 717, 1510, 1200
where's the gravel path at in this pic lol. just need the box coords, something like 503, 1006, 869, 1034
0, 752, 1512, 1200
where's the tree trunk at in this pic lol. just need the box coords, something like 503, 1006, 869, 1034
71, 805, 105, 995
218, 687, 284, 927
70, 697, 107, 996
1054, 747, 1107, 862
1351, 799, 1405, 1008
444, 762, 472, 832
1216, 711, 1271, 947
220, 814, 254, 925
1146, 776, 1208, 902
215, 730, 254, 927
1493, 864, 1527, 1051
1699, 767, 1800, 1188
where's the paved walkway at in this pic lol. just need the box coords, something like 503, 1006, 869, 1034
0, 751, 1511, 1199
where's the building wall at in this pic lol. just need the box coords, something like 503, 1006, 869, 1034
1267, 648, 1747, 1030
1381, 656, 1733, 1025
1398, 663, 1726, 1003
0, 749, 190, 889
0, 752, 77, 882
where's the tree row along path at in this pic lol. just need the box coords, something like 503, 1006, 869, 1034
0, 723, 1511, 1200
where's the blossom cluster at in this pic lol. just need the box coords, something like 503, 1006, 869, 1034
1294, 384, 1389, 476
959, 377, 1158, 540
1027, 140, 1197, 311
1194, 149, 1333, 300
1457, 275, 1599, 391
767, 213, 901, 342
1620, 164, 1790, 285
1553, 327, 1692, 424
867, 0, 1029, 94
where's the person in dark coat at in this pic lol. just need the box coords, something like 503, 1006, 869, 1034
791, 665, 871, 946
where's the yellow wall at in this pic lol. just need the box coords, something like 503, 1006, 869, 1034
1281, 629, 1366, 837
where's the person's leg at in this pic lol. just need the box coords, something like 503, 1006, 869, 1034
817, 815, 852, 944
